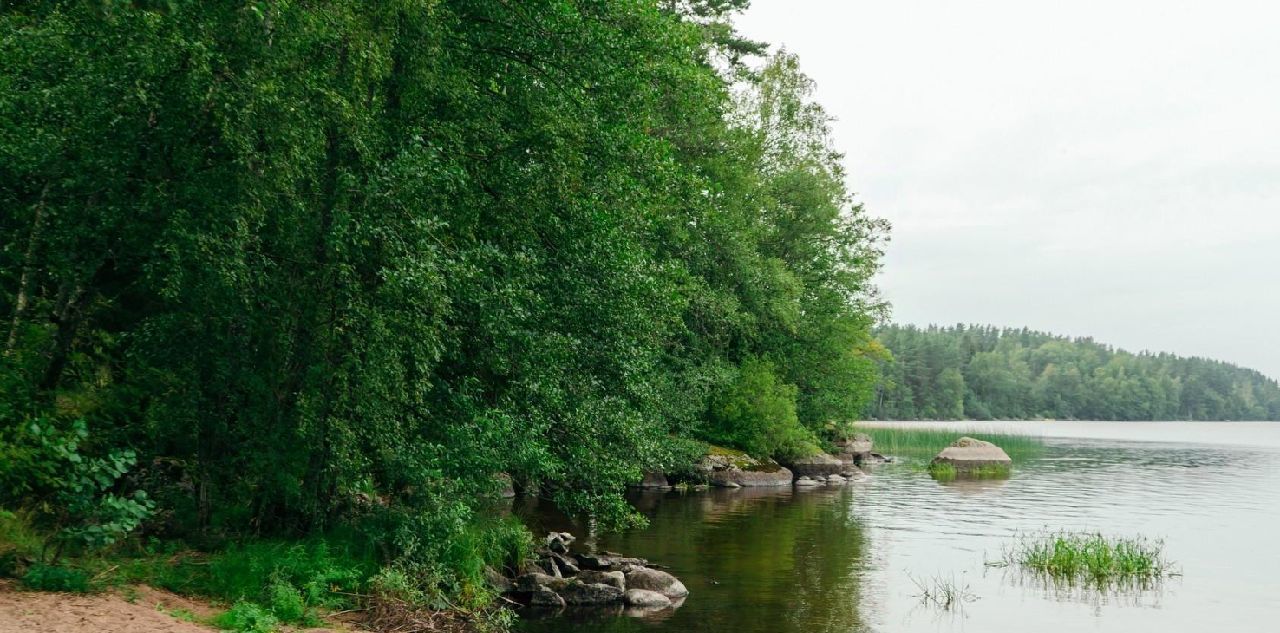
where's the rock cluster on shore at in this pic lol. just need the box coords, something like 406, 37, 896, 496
505, 532, 687, 614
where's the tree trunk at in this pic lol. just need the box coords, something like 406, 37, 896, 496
5, 185, 50, 355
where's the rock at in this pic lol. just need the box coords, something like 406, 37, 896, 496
835, 433, 874, 461
699, 449, 793, 487
863, 452, 889, 465
577, 554, 649, 571
545, 531, 575, 553
559, 580, 625, 605
625, 567, 689, 598
577, 570, 626, 590
826, 474, 846, 484
631, 471, 672, 489
515, 572, 563, 593
782, 452, 847, 477
484, 566, 513, 593
931, 436, 1012, 471
706, 465, 794, 487
624, 588, 672, 608
551, 552, 580, 576
536, 557, 562, 578
530, 585, 565, 607
794, 476, 822, 487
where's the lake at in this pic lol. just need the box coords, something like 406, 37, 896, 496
514, 422, 1280, 633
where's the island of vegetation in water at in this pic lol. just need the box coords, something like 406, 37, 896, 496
868, 324, 1280, 421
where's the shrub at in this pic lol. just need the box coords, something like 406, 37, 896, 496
213, 601, 278, 633
21, 563, 89, 592
703, 359, 819, 460
0, 419, 153, 561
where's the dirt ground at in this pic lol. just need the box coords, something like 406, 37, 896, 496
0, 581, 218, 633
0, 581, 363, 633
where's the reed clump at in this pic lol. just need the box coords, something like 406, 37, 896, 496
909, 573, 977, 611
995, 532, 1175, 587
855, 425, 1043, 460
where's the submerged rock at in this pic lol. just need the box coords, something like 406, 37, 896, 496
625, 566, 689, 598
624, 588, 672, 608
931, 437, 1012, 471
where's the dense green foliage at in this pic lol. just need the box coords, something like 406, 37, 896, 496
870, 325, 1280, 421
0, 0, 884, 612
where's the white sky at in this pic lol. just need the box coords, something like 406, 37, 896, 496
736, 0, 1280, 380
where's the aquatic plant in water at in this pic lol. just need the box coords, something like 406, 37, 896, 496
854, 425, 1043, 461
993, 532, 1176, 588
925, 462, 1011, 481
908, 573, 978, 611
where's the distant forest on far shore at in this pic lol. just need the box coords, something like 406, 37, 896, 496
869, 325, 1280, 421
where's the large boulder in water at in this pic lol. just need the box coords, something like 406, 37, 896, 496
931, 437, 1012, 471
707, 465, 794, 487
625, 566, 689, 598
699, 448, 793, 487
782, 452, 846, 477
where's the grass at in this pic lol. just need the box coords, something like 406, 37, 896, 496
926, 462, 1011, 481
854, 424, 1043, 461
2, 507, 531, 633
908, 573, 978, 611
993, 532, 1176, 588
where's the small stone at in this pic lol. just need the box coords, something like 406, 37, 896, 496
826, 474, 846, 484
794, 476, 821, 487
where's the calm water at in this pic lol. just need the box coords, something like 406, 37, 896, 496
515, 422, 1280, 633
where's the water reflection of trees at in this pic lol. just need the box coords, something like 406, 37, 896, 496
514, 487, 873, 633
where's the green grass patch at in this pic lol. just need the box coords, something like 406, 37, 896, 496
995, 532, 1175, 587
926, 462, 1012, 481
854, 424, 1043, 461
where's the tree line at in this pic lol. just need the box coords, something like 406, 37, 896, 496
0, 0, 884, 594
869, 324, 1280, 421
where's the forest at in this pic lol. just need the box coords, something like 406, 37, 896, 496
0, 0, 885, 623
869, 325, 1280, 421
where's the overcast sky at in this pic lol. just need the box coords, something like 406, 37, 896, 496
736, 0, 1280, 380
